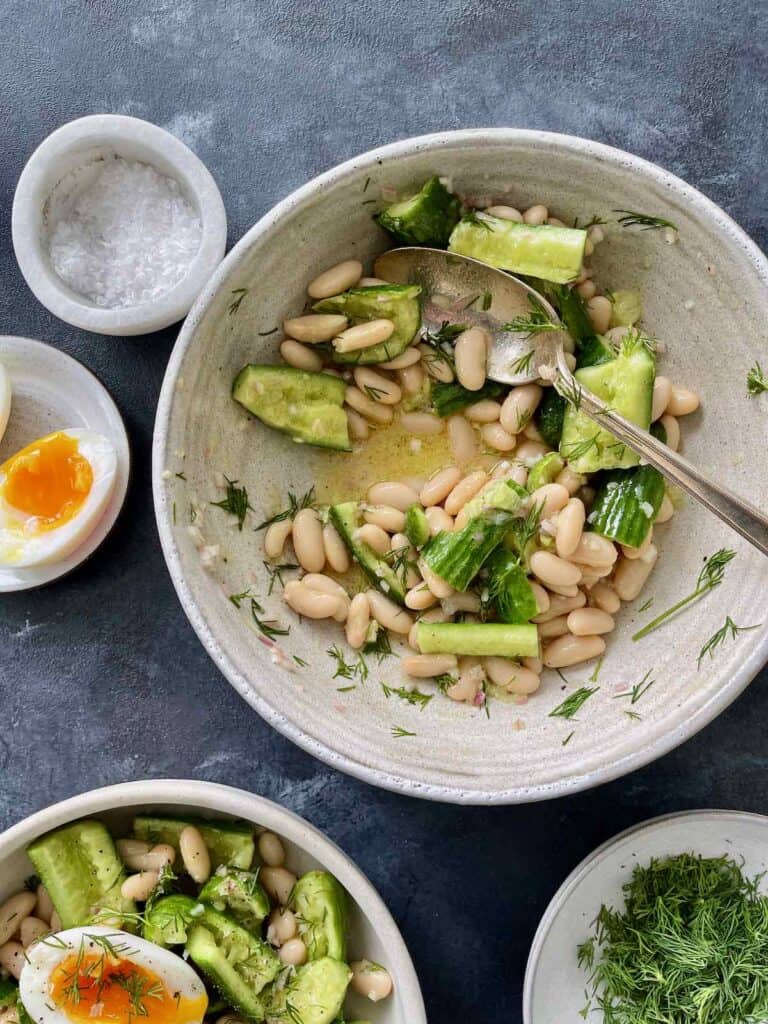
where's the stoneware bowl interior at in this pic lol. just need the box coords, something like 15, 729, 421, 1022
0, 780, 425, 1024
153, 128, 768, 804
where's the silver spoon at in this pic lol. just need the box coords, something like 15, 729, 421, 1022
374, 246, 768, 557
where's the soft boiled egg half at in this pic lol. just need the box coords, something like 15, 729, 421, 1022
0, 428, 117, 567
20, 926, 208, 1024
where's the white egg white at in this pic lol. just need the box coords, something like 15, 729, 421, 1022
0, 362, 11, 446
0, 428, 117, 567
20, 926, 207, 1024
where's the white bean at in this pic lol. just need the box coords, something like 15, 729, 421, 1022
531, 483, 570, 518
543, 634, 606, 668
441, 592, 481, 614
454, 327, 488, 391
500, 384, 543, 434
179, 825, 211, 884
485, 204, 523, 221
280, 338, 323, 372
322, 523, 350, 573
261, 867, 297, 906
418, 558, 454, 599
333, 319, 395, 353
400, 410, 444, 435
292, 508, 325, 572
656, 493, 675, 523
667, 385, 700, 417
358, 276, 388, 287
567, 608, 615, 635
368, 481, 420, 511
118, 842, 175, 873
484, 657, 541, 694
402, 653, 457, 677
35, 885, 53, 924
425, 506, 454, 535
267, 907, 297, 946
345, 387, 394, 424
350, 960, 394, 1002
355, 523, 391, 555
621, 528, 654, 560
280, 937, 308, 966
446, 673, 480, 702
529, 581, 550, 614
661, 414, 680, 451
353, 366, 402, 405
302, 574, 350, 622
586, 296, 612, 334
258, 831, 286, 867
613, 544, 658, 601
379, 347, 421, 369
448, 415, 478, 464
418, 344, 455, 382
481, 422, 517, 452
590, 581, 621, 614
405, 583, 438, 610
465, 399, 501, 423
20, 917, 49, 948
420, 467, 462, 507
546, 581, 581, 598
307, 259, 363, 299
523, 204, 548, 225
556, 498, 585, 558
556, 467, 586, 496
444, 471, 488, 517
363, 505, 406, 532
530, 550, 582, 588
538, 615, 570, 639
284, 314, 347, 343
0, 942, 25, 980
368, 590, 413, 634
570, 533, 618, 568
283, 580, 342, 619
576, 279, 597, 300
533, 590, 586, 623
346, 593, 371, 648
264, 518, 293, 561
346, 409, 370, 440
516, 440, 549, 463
398, 363, 426, 395
121, 871, 160, 902
49, 911, 62, 932
651, 375, 672, 421
522, 420, 545, 443
0, 892, 36, 945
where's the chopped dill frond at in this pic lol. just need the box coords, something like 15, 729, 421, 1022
747, 361, 768, 396
255, 487, 316, 531
633, 548, 736, 641
614, 209, 678, 231
549, 686, 599, 720
697, 617, 761, 668
210, 477, 253, 530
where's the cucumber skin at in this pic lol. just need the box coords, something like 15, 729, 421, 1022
329, 502, 407, 604
404, 504, 430, 548
133, 816, 254, 871
449, 216, 587, 285
417, 622, 539, 658
314, 284, 421, 366
423, 511, 515, 591
0, 981, 17, 1009
142, 894, 198, 946
431, 379, 506, 417
375, 176, 461, 247
186, 923, 267, 1019
266, 957, 351, 1024
199, 870, 270, 934
535, 390, 567, 449
486, 551, 538, 624
589, 466, 665, 547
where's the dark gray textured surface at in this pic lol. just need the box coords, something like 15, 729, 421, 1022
1, 2, 767, 1019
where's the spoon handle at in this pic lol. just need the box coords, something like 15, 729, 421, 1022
566, 368, 768, 557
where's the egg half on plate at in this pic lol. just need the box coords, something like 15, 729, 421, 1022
0, 428, 117, 567
20, 926, 208, 1024
0, 361, 11, 445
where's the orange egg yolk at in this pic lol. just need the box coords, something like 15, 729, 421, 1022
50, 953, 207, 1024
1, 432, 92, 530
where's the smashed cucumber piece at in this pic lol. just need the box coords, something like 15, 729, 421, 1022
431, 378, 505, 417
143, 894, 199, 946
449, 214, 587, 284
485, 550, 539, 624
199, 869, 270, 933
375, 176, 461, 247
589, 465, 665, 548
290, 870, 347, 961
527, 452, 564, 491
417, 621, 539, 658
0, 981, 17, 1010
609, 289, 643, 327
559, 332, 655, 474
232, 365, 350, 451
133, 815, 255, 871
314, 284, 421, 365
461, 478, 527, 521
329, 502, 407, 604
535, 390, 567, 449
422, 509, 516, 591
404, 504, 430, 548
265, 958, 351, 1024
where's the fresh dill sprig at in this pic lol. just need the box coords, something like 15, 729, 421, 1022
385, 544, 417, 590
211, 477, 253, 530
229, 588, 254, 609
391, 724, 417, 737
747, 361, 768, 397
255, 487, 316, 531
633, 548, 736, 641
574, 214, 608, 229
549, 686, 599, 720
293, 654, 308, 667
113, 971, 164, 1020
555, 373, 584, 410
381, 683, 433, 710
614, 209, 678, 232
263, 561, 298, 596
250, 597, 290, 640
419, 321, 464, 372
613, 668, 655, 704
697, 617, 761, 668
637, 596, 654, 612
326, 645, 368, 683
509, 349, 536, 376
560, 431, 601, 462
434, 673, 457, 693
175, 471, 186, 481
504, 295, 566, 337
562, 730, 575, 746
462, 210, 494, 231
363, 628, 392, 662
363, 383, 387, 401
228, 288, 248, 315
477, 290, 492, 311
588, 656, 604, 684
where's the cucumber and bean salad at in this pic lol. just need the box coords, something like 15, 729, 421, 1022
0, 815, 390, 1024
233, 176, 700, 705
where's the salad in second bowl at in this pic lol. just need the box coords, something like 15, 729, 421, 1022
212, 176, 701, 713
0, 813, 391, 1024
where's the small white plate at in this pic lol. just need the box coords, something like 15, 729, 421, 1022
0, 335, 130, 591
524, 809, 768, 1022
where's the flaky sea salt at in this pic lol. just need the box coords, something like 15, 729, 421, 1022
48, 157, 202, 309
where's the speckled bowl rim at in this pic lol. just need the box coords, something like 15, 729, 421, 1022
152, 127, 768, 805
0, 779, 426, 1024
522, 808, 768, 1022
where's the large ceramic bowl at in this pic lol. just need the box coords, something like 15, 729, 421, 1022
0, 780, 425, 1024
153, 128, 768, 804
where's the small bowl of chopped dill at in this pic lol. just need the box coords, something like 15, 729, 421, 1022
12, 114, 227, 335
524, 809, 768, 1023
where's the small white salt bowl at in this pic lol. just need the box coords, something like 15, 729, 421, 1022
12, 114, 227, 336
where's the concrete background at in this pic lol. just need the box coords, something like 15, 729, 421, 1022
1, 2, 767, 1019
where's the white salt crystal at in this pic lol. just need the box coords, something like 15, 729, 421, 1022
48, 157, 202, 309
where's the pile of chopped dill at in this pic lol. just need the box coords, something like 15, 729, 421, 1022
578, 852, 768, 1023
